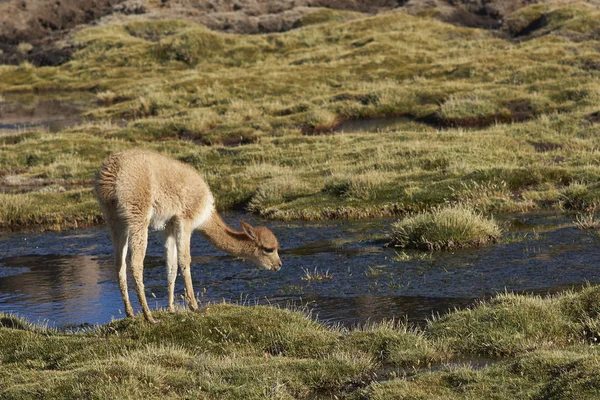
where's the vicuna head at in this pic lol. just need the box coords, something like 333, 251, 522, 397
240, 221, 282, 271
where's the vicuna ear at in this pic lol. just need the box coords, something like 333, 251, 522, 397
241, 221, 257, 241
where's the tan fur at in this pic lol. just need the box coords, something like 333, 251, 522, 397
95, 149, 282, 323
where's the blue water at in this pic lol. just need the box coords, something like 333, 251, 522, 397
0, 212, 598, 327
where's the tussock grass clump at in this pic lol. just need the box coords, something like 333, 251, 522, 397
341, 320, 450, 367
304, 109, 339, 132
125, 20, 193, 41
101, 304, 338, 358
95, 90, 117, 106
154, 26, 224, 66
17, 42, 33, 54
574, 212, 600, 230
429, 286, 600, 358
428, 293, 579, 357
323, 172, 387, 201
439, 93, 508, 123
248, 175, 314, 215
294, 9, 364, 28
390, 205, 501, 250
0, 190, 101, 231
448, 180, 514, 212
560, 182, 600, 211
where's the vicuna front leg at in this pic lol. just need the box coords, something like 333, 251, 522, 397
163, 223, 178, 312
175, 222, 199, 312
129, 225, 159, 323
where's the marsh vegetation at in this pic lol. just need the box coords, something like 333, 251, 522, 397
3, 1, 600, 398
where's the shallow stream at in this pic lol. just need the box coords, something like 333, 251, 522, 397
1, 212, 598, 328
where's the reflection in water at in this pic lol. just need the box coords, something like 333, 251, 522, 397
284, 238, 382, 257
0, 92, 97, 132
0, 212, 599, 327
0, 255, 119, 326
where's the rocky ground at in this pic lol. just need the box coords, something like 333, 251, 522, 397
3, 0, 597, 66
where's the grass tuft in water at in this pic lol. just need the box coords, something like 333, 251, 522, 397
574, 212, 600, 230
389, 205, 501, 250
301, 267, 333, 281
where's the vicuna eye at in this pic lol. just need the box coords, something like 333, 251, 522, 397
263, 248, 275, 254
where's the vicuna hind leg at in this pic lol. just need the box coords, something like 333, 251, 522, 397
175, 221, 199, 312
163, 222, 178, 312
110, 223, 134, 317
129, 224, 159, 323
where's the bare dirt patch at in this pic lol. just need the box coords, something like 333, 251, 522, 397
0, 0, 127, 65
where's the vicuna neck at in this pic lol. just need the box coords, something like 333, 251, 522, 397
198, 212, 255, 257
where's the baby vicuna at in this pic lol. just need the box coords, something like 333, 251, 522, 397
95, 149, 282, 323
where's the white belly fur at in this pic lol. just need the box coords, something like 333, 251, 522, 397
148, 208, 170, 231
147, 193, 214, 231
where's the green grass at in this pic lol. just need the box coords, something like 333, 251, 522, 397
428, 285, 600, 358
389, 205, 501, 250
0, 304, 442, 399
363, 347, 600, 400
2, 5, 600, 230
3, 286, 600, 398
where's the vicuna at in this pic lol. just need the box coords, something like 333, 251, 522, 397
95, 149, 282, 323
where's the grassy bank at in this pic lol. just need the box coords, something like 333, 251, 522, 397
2, 285, 600, 398
3, 113, 600, 231
2, 4, 600, 230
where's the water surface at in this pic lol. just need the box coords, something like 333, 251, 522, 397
0, 213, 598, 327
0, 92, 96, 132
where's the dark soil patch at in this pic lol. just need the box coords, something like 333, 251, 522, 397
0, 0, 126, 66
220, 134, 257, 147
417, 113, 510, 129
510, 14, 548, 37
404, 0, 547, 31
301, 122, 340, 135
585, 111, 600, 124
445, 8, 504, 30
423, 99, 537, 128
167, 128, 256, 147
303, 104, 536, 135
505, 99, 536, 122
528, 141, 563, 153
580, 60, 600, 72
